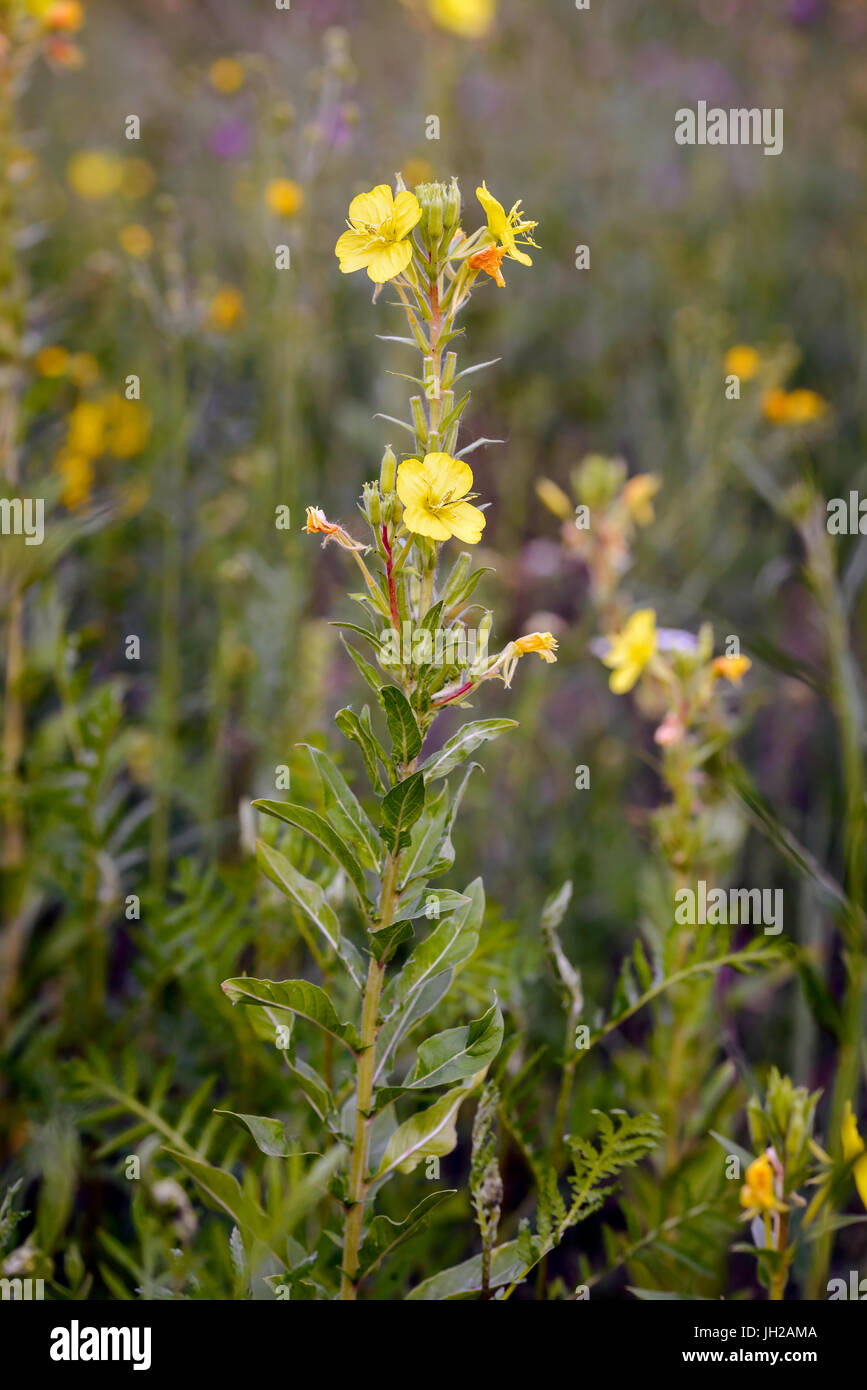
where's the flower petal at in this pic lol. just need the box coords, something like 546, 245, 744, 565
440, 500, 486, 544
423, 451, 474, 501
335, 229, 373, 272
402, 503, 452, 541
396, 457, 429, 509
609, 662, 640, 694
366, 239, 413, 283
392, 190, 422, 239
348, 184, 393, 229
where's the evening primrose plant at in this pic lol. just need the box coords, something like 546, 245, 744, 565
177, 175, 564, 1299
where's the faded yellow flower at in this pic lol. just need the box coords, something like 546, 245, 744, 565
621, 473, 661, 526
739, 1152, 782, 1214
535, 477, 573, 520
513, 631, 558, 663
762, 387, 828, 426
403, 157, 434, 188
56, 451, 94, 511
209, 57, 245, 94
426, 0, 497, 39
118, 224, 153, 257
67, 400, 106, 457
725, 345, 761, 381
121, 159, 155, 201
207, 286, 245, 332
601, 609, 657, 694
265, 178, 305, 219
35, 344, 69, 377
43, 1, 84, 32
396, 453, 486, 544
304, 507, 367, 553
468, 243, 507, 287
335, 184, 421, 284
67, 150, 123, 201
105, 396, 151, 457
67, 352, 100, 387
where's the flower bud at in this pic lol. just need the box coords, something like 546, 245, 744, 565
363, 481, 381, 527
380, 444, 397, 493
444, 176, 461, 234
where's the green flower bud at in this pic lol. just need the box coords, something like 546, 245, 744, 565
380, 444, 397, 493
363, 481, 381, 528
444, 176, 461, 234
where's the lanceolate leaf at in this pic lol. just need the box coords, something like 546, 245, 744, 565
253, 799, 369, 905
380, 771, 426, 855
378, 685, 422, 765
302, 743, 381, 872
213, 1112, 295, 1158
221, 977, 361, 1053
340, 636, 384, 694
375, 1079, 481, 1180
335, 706, 388, 794
405, 1240, 525, 1300
358, 1191, 456, 1280
163, 1149, 272, 1252
402, 1001, 503, 1090
256, 840, 364, 990
419, 719, 518, 781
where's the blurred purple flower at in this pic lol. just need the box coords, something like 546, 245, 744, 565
787, 0, 825, 23
320, 107, 353, 150
520, 539, 562, 581
210, 119, 251, 161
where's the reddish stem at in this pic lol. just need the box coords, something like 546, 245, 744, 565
432, 679, 475, 708
381, 524, 401, 632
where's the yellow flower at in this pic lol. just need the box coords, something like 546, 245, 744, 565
403, 157, 433, 188
468, 243, 507, 287
725, 345, 761, 381
426, 0, 497, 39
118, 224, 153, 258
476, 182, 538, 267
304, 507, 366, 552
535, 477, 573, 520
105, 396, 151, 457
842, 1102, 867, 1211
209, 57, 245, 94
43, 1, 84, 33
335, 184, 421, 284
67, 351, 99, 387
121, 158, 155, 201
55, 451, 94, 511
396, 453, 486, 544
602, 609, 657, 694
739, 1153, 782, 1214
712, 654, 752, 684
621, 473, 661, 526
513, 631, 558, 663
35, 344, 69, 377
67, 150, 123, 201
265, 178, 305, 219
762, 387, 828, 425
207, 286, 244, 332
67, 400, 106, 457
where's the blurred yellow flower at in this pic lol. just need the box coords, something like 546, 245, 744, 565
513, 631, 558, 663
535, 477, 573, 521
118, 224, 153, 257
403, 157, 434, 188
396, 452, 486, 543
602, 609, 657, 694
207, 286, 245, 332
67, 352, 99, 387
105, 396, 151, 457
476, 182, 538, 267
56, 451, 94, 511
725, 345, 761, 381
121, 158, 155, 201
43, 1, 84, 32
712, 654, 752, 684
842, 1102, 867, 1211
67, 400, 106, 457
67, 150, 122, 201
265, 178, 305, 219
739, 1153, 782, 1214
335, 184, 421, 283
762, 387, 828, 425
621, 473, 661, 526
35, 344, 69, 377
209, 57, 245, 95
426, 0, 497, 39
468, 243, 507, 287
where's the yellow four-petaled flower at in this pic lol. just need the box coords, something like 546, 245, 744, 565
602, 609, 657, 694
396, 453, 486, 544
335, 184, 421, 284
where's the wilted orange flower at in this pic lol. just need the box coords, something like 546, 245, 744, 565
468, 244, 507, 287
712, 654, 752, 684
512, 631, 558, 663
304, 507, 366, 551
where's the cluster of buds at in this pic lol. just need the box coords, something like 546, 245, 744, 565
536, 453, 660, 619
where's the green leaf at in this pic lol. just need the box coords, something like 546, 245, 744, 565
379, 685, 422, 765
406, 1240, 525, 1300
221, 977, 361, 1053
369, 919, 415, 964
256, 840, 364, 989
213, 1112, 295, 1158
379, 771, 426, 855
341, 637, 384, 695
302, 744, 381, 873
358, 1191, 456, 1280
419, 720, 518, 781
253, 799, 369, 905
403, 1002, 503, 1090
335, 706, 388, 794
375, 1079, 481, 1180
164, 1149, 271, 1250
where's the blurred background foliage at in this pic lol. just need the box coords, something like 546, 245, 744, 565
2, 0, 867, 1298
